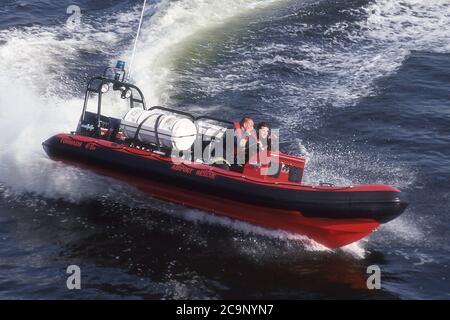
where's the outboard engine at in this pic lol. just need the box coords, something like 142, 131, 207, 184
121, 109, 198, 151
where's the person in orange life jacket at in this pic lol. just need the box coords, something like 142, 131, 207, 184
239, 117, 256, 146
256, 122, 278, 152
234, 117, 258, 165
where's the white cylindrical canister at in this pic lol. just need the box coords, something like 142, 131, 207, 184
121, 109, 197, 151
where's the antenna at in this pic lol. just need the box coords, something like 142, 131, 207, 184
127, 0, 148, 82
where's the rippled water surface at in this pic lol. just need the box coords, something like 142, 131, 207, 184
0, 0, 449, 299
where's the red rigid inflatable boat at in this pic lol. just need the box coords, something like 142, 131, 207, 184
42, 63, 408, 249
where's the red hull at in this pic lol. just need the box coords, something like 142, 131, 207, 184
136, 175, 381, 249
53, 155, 380, 249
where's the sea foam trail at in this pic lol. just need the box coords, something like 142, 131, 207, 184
0, 9, 141, 200
188, 0, 448, 189
127, 0, 288, 106
184, 0, 450, 131
319, 0, 450, 107
361, 0, 450, 53
0, 0, 285, 200
298, 0, 449, 187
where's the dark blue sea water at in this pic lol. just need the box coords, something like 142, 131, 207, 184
0, 0, 449, 299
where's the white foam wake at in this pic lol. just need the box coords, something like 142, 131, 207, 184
0, 8, 141, 200
0, 0, 285, 199
185, 0, 450, 131
362, 0, 450, 53
127, 0, 288, 105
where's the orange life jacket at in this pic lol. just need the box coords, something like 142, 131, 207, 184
234, 122, 257, 143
